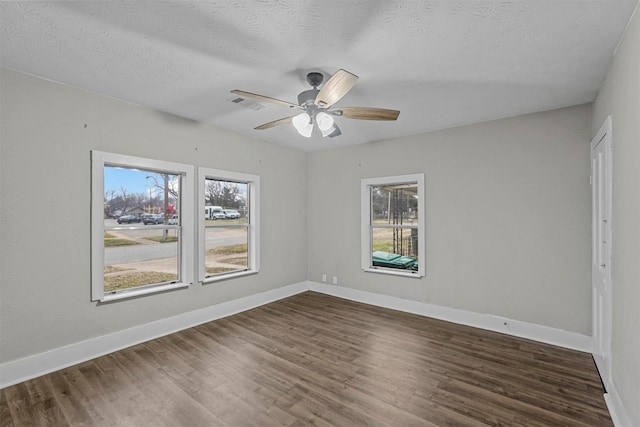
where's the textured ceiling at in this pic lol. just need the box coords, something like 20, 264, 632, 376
1, 1, 638, 152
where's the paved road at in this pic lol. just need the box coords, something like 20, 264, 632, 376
105, 228, 246, 264
105, 242, 178, 264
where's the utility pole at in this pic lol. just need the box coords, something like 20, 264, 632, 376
163, 174, 169, 240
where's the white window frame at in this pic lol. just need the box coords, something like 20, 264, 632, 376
91, 151, 194, 302
198, 167, 260, 283
361, 173, 425, 278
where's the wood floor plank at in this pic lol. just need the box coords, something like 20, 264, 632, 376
42, 369, 97, 426
1, 292, 612, 426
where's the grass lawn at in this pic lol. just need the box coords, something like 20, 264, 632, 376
145, 235, 179, 243
205, 266, 238, 275
225, 256, 248, 266
205, 244, 248, 275
207, 244, 247, 256
373, 241, 394, 252
104, 271, 177, 293
205, 219, 247, 226
104, 237, 140, 247
104, 265, 132, 274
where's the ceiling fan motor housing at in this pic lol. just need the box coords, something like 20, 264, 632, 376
306, 72, 324, 88
298, 89, 320, 108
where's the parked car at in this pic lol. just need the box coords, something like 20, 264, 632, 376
212, 211, 226, 220
143, 214, 164, 225
117, 214, 141, 224
204, 206, 223, 220
223, 209, 240, 219
168, 214, 179, 225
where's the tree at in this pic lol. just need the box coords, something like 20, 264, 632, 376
205, 179, 245, 209
103, 186, 148, 218
104, 189, 117, 217
145, 174, 180, 221
371, 186, 388, 220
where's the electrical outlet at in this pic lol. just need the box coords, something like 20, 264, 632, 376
332, 276, 338, 285
322, 274, 327, 283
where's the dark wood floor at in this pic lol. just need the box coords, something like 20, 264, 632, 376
1, 292, 612, 426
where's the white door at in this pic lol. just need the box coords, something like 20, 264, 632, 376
591, 116, 612, 391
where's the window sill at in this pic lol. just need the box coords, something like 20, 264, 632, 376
99, 282, 190, 303
363, 267, 424, 278
202, 269, 259, 284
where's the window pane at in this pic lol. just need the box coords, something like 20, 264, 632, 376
372, 227, 418, 271
103, 228, 179, 293
104, 166, 181, 225
204, 226, 249, 276
370, 183, 419, 226
204, 179, 248, 221
199, 167, 259, 284
103, 165, 182, 293
362, 174, 424, 277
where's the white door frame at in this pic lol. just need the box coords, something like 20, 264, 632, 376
591, 116, 612, 392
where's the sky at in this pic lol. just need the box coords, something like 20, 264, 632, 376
104, 166, 174, 197
104, 166, 248, 201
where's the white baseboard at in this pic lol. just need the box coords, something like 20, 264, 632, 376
309, 282, 592, 352
605, 383, 634, 427
0, 281, 308, 389
0, 280, 595, 390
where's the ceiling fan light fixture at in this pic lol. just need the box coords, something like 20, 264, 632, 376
316, 112, 334, 131
322, 124, 342, 138
292, 112, 313, 138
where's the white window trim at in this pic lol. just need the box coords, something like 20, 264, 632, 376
198, 167, 260, 283
361, 173, 425, 278
91, 151, 194, 302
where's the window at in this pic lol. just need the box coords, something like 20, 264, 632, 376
361, 174, 425, 277
198, 168, 260, 282
91, 151, 193, 302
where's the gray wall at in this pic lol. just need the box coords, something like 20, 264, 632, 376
593, 4, 640, 425
307, 105, 593, 335
0, 62, 616, 403
0, 69, 308, 363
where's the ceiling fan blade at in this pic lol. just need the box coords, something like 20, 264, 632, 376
231, 90, 300, 109
254, 116, 295, 130
314, 69, 358, 108
335, 107, 400, 121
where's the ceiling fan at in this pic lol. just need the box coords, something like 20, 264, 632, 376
231, 69, 400, 139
